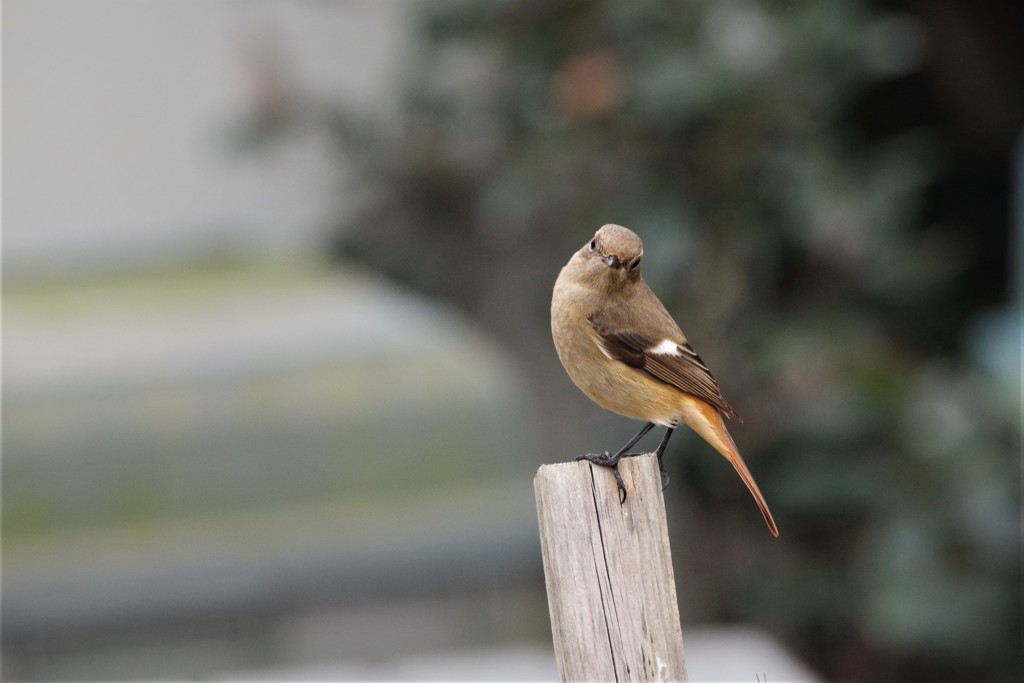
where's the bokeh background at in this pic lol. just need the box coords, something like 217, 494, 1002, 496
4, 0, 1021, 681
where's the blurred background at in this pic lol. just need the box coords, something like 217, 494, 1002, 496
3, 0, 1021, 681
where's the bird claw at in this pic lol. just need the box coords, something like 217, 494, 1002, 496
613, 466, 628, 504
575, 451, 613, 465
575, 452, 630, 503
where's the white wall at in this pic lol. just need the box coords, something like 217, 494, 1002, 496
4, 0, 413, 273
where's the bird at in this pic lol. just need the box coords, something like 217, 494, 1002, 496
551, 223, 778, 537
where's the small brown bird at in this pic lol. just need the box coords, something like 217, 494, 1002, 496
551, 224, 778, 537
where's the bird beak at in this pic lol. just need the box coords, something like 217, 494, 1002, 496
602, 255, 621, 268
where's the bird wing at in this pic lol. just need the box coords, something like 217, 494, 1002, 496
588, 315, 740, 420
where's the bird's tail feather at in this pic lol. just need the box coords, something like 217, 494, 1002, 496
689, 401, 779, 537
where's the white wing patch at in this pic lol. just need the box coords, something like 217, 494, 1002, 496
648, 339, 682, 356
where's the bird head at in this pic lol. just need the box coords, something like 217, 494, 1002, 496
572, 224, 644, 290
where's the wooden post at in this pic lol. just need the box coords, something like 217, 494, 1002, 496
535, 453, 688, 682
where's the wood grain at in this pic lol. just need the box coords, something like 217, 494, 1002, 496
535, 453, 688, 682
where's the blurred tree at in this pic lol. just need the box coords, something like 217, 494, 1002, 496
238, 0, 1021, 680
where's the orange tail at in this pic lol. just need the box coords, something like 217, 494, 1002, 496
685, 399, 779, 537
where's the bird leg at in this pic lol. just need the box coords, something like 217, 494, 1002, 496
575, 422, 656, 502
652, 426, 676, 489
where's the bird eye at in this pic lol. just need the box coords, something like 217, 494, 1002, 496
589, 239, 597, 251
629, 257, 641, 270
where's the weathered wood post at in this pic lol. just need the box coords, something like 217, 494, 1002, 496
535, 453, 688, 682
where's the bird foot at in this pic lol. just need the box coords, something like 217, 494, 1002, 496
575, 451, 613, 466
575, 451, 646, 503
